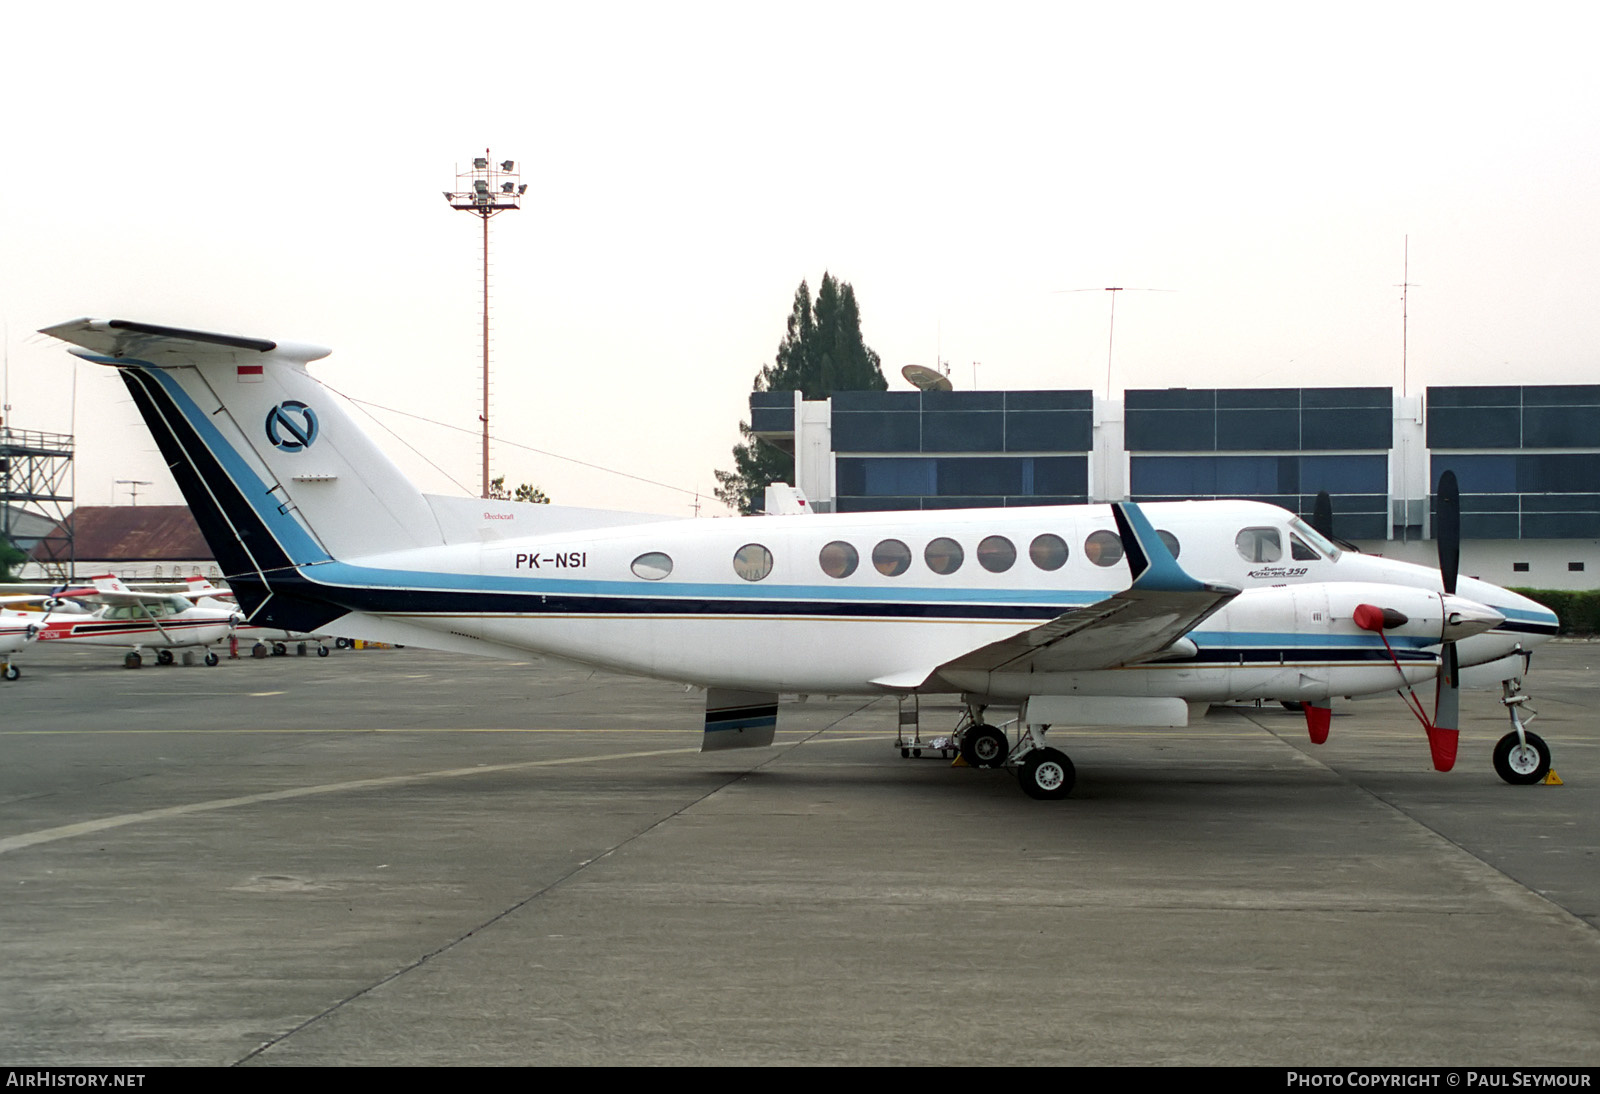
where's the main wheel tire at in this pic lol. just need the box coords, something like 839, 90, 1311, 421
156, 649, 175, 665
1018, 747, 1076, 801
1493, 731, 1551, 786
960, 724, 1008, 769
124, 652, 143, 669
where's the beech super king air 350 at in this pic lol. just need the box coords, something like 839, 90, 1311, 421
40, 319, 1561, 798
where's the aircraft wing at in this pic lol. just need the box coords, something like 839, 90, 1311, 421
924, 503, 1239, 681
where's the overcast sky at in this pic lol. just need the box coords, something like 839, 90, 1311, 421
3, 2, 1597, 516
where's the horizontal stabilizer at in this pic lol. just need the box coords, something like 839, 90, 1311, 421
702, 688, 778, 751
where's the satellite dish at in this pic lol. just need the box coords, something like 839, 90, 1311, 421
901, 364, 953, 392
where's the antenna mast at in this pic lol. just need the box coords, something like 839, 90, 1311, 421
1396, 235, 1418, 397
1056, 286, 1175, 397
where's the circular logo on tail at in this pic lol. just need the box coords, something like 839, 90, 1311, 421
265, 401, 318, 452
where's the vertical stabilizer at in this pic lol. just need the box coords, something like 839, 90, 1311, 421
40, 319, 444, 573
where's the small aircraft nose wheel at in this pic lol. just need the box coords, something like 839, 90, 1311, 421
204, 652, 219, 667
1493, 731, 1551, 785
317, 645, 330, 657
1018, 747, 1076, 800
2, 664, 19, 681
960, 724, 1008, 768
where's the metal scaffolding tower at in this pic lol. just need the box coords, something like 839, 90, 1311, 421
1, 426, 75, 580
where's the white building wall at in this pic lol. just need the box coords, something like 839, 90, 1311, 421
1091, 395, 1127, 503
793, 394, 835, 512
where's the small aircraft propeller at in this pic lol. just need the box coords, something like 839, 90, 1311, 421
1310, 490, 1334, 541
1429, 470, 1463, 771
1346, 472, 1500, 772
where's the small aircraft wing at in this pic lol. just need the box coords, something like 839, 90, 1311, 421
183, 577, 235, 602
926, 502, 1239, 680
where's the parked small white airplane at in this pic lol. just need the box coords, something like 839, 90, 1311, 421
6, 573, 243, 667
0, 614, 39, 680
41, 319, 1561, 797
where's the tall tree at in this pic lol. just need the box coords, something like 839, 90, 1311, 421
716, 274, 886, 513
0, 536, 24, 582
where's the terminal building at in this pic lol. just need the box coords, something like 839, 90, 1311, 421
750, 384, 1600, 591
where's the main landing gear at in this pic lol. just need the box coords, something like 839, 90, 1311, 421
951, 709, 1077, 801
1493, 679, 1553, 786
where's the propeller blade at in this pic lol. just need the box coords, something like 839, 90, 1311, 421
1428, 642, 1461, 771
1437, 469, 1460, 596
1304, 703, 1331, 744
1311, 490, 1334, 540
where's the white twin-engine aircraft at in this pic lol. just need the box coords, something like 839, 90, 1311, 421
41, 319, 1561, 799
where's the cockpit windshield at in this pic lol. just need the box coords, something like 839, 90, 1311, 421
1287, 517, 1340, 561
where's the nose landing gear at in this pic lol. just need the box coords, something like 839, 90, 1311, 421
1493, 680, 1554, 786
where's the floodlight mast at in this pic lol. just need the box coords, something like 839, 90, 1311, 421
444, 150, 523, 499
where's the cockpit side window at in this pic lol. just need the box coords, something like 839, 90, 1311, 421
1290, 534, 1320, 561
1235, 527, 1282, 563
1288, 517, 1342, 560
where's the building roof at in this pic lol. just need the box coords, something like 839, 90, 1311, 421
30, 505, 213, 563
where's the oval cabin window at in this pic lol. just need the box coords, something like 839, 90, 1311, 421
1029, 534, 1068, 571
924, 537, 964, 575
631, 552, 673, 580
872, 539, 912, 577
819, 541, 859, 579
733, 543, 774, 582
977, 535, 1016, 573
1085, 530, 1123, 567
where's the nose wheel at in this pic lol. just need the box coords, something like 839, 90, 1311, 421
1493, 730, 1551, 785
1495, 681, 1554, 785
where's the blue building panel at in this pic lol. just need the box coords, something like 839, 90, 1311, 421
748, 391, 795, 435
1427, 386, 1600, 450
923, 410, 1005, 452
831, 390, 1092, 456
1127, 388, 1393, 452
1005, 410, 1093, 452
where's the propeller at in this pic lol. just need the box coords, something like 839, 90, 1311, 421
1310, 490, 1334, 541
1345, 472, 1499, 771
1300, 491, 1338, 744
1429, 470, 1463, 771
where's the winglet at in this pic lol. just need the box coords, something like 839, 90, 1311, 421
1112, 502, 1208, 593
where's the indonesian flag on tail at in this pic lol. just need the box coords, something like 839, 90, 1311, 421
237, 363, 264, 383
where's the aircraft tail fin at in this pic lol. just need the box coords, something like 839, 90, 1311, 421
42, 320, 444, 553
41, 318, 446, 633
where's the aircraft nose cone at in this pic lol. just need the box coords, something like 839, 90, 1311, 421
1441, 595, 1504, 642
